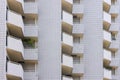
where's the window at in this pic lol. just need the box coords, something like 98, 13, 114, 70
73, 37, 80, 43
73, 0, 80, 4
73, 56, 80, 64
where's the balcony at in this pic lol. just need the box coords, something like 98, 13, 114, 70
62, 54, 73, 75
109, 5, 119, 17
103, 12, 111, 30
72, 43, 84, 56
72, 4, 84, 17
109, 40, 119, 52
62, 32, 73, 54
24, 2, 38, 19
24, 25, 38, 40
110, 58, 119, 68
72, 24, 84, 37
62, 10, 73, 33
103, 30, 112, 48
109, 23, 119, 34
62, 0, 73, 13
24, 48, 38, 63
112, 75, 118, 80
104, 68, 112, 80
103, 49, 111, 63
7, 10, 24, 38
7, 0, 24, 14
62, 76, 73, 80
6, 36, 24, 62
24, 72, 38, 80
72, 64, 84, 76
103, 0, 111, 11
6, 61, 23, 80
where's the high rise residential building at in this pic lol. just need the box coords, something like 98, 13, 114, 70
0, 0, 120, 80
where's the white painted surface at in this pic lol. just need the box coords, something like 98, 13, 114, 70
62, 54, 73, 67
7, 36, 24, 57
63, 76, 73, 80
62, 10, 73, 25
104, 68, 112, 79
65, 0, 73, 4
103, 11, 111, 23
104, 0, 111, 5
24, 2, 38, 14
7, 10, 24, 33
24, 48, 38, 60
24, 25, 38, 37
103, 30, 112, 42
24, 72, 38, 80
104, 49, 111, 61
7, 61, 23, 79
62, 32, 73, 46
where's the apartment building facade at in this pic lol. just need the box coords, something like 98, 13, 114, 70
0, 0, 120, 80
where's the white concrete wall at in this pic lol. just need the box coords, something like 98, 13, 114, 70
62, 10, 73, 25
62, 32, 73, 46
38, 0, 61, 79
62, 54, 73, 67
7, 10, 24, 33
0, 0, 7, 80
82, 0, 103, 80
7, 61, 23, 79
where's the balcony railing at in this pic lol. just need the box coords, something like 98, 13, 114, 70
109, 40, 119, 52
110, 58, 119, 67
6, 61, 23, 79
62, 10, 73, 26
7, 36, 24, 61
24, 72, 38, 80
64, 0, 73, 4
72, 63, 84, 75
112, 75, 118, 80
24, 2, 38, 14
72, 24, 84, 37
72, 43, 84, 56
7, 10, 24, 37
72, 4, 84, 16
109, 23, 119, 34
24, 25, 38, 38
109, 5, 119, 17
62, 54, 73, 68
104, 68, 112, 79
103, 30, 112, 43
62, 76, 73, 80
24, 48, 38, 62
103, 49, 111, 61
62, 32, 73, 46
103, 11, 111, 25
104, 0, 111, 5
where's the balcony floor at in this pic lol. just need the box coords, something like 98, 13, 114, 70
62, 43, 73, 54
6, 74, 22, 80
7, 0, 24, 14
7, 23, 24, 38
24, 14, 38, 20
62, 65, 72, 75
7, 48, 24, 62
62, 0, 72, 13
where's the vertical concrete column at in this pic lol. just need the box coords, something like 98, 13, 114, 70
0, 0, 7, 80
38, 0, 61, 80
115, 1, 120, 79
82, 0, 103, 80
